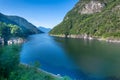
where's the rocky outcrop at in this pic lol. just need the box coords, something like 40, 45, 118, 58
50, 0, 120, 39
51, 34, 94, 40
0, 37, 4, 45
0, 37, 25, 45
7, 38, 24, 45
112, 5, 120, 11
80, 0, 105, 14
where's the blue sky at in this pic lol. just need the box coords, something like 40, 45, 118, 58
0, 0, 78, 28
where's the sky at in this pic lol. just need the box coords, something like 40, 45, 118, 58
0, 0, 78, 28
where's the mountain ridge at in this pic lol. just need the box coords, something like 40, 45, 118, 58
38, 26, 51, 33
50, 0, 120, 40
0, 12, 43, 35
0, 12, 43, 44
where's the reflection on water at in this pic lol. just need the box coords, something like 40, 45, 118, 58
20, 34, 120, 80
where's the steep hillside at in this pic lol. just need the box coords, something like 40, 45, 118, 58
50, 0, 120, 39
0, 13, 43, 35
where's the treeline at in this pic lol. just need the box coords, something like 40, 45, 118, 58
0, 22, 25, 44
0, 45, 71, 80
50, 0, 120, 39
0, 45, 20, 80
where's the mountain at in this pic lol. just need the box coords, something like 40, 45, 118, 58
38, 26, 51, 33
0, 13, 43, 35
50, 0, 120, 39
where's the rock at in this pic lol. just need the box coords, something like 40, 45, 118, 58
80, 0, 105, 14
7, 38, 24, 45
112, 5, 120, 11
0, 37, 4, 45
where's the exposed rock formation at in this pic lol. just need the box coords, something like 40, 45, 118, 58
50, 0, 120, 39
7, 38, 24, 45
0, 37, 4, 45
80, 0, 105, 14
113, 5, 120, 11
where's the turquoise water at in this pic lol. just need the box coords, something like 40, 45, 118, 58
20, 34, 120, 80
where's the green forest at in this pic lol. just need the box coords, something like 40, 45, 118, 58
1, 0, 120, 80
0, 45, 71, 80
50, 0, 120, 39
0, 22, 71, 80
0, 22, 25, 44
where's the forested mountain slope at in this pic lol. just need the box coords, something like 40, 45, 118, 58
0, 13, 43, 44
0, 13, 43, 35
50, 0, 120, 39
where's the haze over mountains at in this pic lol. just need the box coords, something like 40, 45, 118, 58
38, 26, 51, 33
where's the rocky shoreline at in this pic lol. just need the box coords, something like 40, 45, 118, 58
21, 63, 63, 79
50, 34, 120, 43
0, 37, 4, 45
7, 37, 25, 45
0, 37, 25, 45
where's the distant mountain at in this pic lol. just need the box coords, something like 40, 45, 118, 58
38, 26, 51, 33
50, 0, 120, 39
0, 12, 43, 35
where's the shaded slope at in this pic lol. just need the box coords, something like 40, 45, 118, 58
0, 13, 43, 35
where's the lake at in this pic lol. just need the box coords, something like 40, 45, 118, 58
20, 34, 120, 80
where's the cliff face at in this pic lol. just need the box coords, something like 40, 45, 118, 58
0, 13, 43, 34
50, 0, 120, 38
80, 0, 105, 14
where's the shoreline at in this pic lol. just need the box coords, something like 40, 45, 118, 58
20, 63, 63, 79
0, 37, 26, 45
50, 34, 120, 43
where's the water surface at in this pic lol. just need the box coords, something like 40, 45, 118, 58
20, 34, 120, 80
